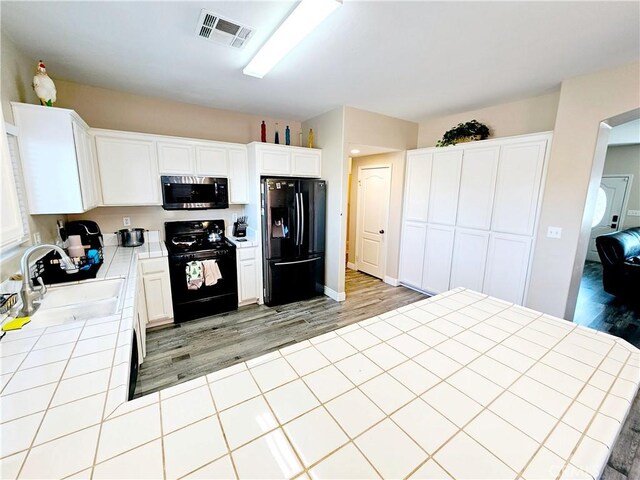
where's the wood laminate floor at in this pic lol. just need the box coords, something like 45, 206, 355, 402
574, 261, 640, 480
135, 269, 426, 397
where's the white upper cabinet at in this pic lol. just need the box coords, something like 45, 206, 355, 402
403, 151, 432, 222
457, 146, 499, 230
94, 131, 160, 205
250, 143, 321, 177
11, 103, 99, 214
1, 127, 24, 249
292, 150, 321, 177
228, 148, 249, 204
195, 144, 228, 176
157, 141, 195, 174
427, 150, 463, 226
492, 140, 547, 236
398, 221, 427, 289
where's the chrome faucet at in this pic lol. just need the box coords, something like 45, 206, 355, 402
17, 244, 77, 317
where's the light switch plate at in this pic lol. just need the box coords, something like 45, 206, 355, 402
547, 226, 562, 239
628, 210, 640, 217
122, 217, 131, 227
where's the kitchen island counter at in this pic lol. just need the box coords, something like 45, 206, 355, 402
0, 282, 638, 479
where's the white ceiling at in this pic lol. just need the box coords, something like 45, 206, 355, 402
2, 1, 639, 122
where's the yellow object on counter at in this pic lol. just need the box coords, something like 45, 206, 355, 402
2, 316, 31, 331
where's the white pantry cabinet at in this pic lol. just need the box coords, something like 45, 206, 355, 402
139, 257, 174, 326
93, 131, 161, 206
237, 247, 258, 305
248, 143, 322, 177
11, 103, 101, 214
398, 221, 427, 289
398, 132, 551, 306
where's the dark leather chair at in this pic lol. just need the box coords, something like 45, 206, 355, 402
595, 227, 640, 298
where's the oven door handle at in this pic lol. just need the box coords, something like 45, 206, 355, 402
274, 257, 322, 266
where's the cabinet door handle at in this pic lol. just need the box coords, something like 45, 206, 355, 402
379, 229, 385, 234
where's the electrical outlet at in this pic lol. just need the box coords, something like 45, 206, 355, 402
33, 232, 41, 244
547, 226, 562, 239
628, 210, 640, 217
123, 217, 131, 227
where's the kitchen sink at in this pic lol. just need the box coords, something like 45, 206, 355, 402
29, 278, 125, 328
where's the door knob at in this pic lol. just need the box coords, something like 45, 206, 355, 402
379, 229, 385, 234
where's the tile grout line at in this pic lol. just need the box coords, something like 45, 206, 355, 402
13, 317, 106, 478
555, 348, 634, 480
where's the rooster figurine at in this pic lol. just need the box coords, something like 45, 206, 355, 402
32, 60, 56, 106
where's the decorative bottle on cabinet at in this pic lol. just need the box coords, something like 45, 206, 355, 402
285, 126, 291, 145
308, 129, 314, 148
274, 123, 280, 144
261, 121, 266, 142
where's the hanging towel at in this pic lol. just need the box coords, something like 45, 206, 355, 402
185, 261, 204, 290
203, 259, 223, 286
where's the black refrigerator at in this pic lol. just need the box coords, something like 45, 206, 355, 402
261, 178, 326, 306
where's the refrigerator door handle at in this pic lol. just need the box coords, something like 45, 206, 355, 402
274, 257, 322, 266
299, 193, 305, 247
295, 193, 301, 245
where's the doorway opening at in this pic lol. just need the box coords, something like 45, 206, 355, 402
574, 116, 640, 341
346, 144, 401, 284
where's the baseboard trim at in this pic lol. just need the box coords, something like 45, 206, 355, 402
346, 262, 357, 271
384, 276, 399, 287
324, 285, 346, 302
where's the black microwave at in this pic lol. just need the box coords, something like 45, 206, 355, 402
161, 176, 229, 210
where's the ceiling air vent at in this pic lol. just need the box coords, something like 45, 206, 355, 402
195, 9, 254, 49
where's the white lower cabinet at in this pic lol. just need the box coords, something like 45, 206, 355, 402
398, 221, 427, 289
135, 269, 148, 362
237, 248, 258, 305
139, 257, 174, 326
450, 228, 490, 292
421, 225, 455, 294
483, 233, 532, 304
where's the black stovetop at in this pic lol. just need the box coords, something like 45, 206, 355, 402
165, 220, 234, 255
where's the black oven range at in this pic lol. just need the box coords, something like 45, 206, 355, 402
165, 220, 238, 322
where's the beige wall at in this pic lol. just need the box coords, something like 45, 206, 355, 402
54, 80, 301, 145
347, 152, 405, 281
602, 144, 640, 229
302, 107, 346, 298
1, 34, 62, 280
306, 106, 418, 297
417, 91, 560, 147
527, 61, 640, 319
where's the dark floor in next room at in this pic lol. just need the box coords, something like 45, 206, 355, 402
574, 261, 640, 480
135, 269, 426, 398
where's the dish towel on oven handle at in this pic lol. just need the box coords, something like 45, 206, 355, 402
185, 261, 204, 290
203, 259, 222, 286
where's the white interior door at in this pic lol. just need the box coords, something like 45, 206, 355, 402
356, 166, 391, 279
586, 175, 631, 262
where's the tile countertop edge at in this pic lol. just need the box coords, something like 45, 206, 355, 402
0, 284, 638, 479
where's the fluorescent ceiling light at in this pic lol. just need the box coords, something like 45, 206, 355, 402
243, 0, 341, 78
350, 149, 361, 154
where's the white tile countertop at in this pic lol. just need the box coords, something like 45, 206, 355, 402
226, 228, 259, 249
1, 281, 639, 478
